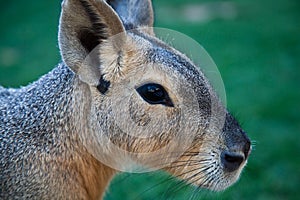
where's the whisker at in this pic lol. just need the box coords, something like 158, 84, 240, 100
146, 157, 212, 170
165, 167, 210, 195
132, 172, 180, 200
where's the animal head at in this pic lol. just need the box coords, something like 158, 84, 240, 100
59, 0, 251, 191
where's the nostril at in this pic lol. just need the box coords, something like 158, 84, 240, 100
244, 140, 251, 159
221, 151, 245, 172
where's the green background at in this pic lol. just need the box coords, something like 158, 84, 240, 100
0, 0, 299, 199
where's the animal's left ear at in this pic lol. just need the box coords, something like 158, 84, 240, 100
58, 0, 126, 85
107, 0, 154, 32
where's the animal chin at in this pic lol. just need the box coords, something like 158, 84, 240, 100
215, 165, 245, 191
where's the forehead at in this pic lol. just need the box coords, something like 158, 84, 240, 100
148, 47, 206, 86
148, 47, 211, 98
131, 31, 208, 86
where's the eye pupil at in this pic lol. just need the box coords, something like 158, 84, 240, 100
147, 86, 157, 93
147, 86, 162, 97
136, 83, 174, 107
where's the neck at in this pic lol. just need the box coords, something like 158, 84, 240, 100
14, 63, 116, 199
72, 151, 116, 199
66, 64, 117, 199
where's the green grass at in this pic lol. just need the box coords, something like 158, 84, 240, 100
1, 0, 299, 199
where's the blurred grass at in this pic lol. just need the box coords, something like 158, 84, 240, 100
1, 0, 300, 199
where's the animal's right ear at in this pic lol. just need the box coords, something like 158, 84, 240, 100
58, 0, 125, 85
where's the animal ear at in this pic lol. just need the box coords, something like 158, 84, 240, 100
107, 0, 154, 31
58, 0, 125, 85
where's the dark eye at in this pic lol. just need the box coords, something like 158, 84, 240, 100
136, 83, 174, 107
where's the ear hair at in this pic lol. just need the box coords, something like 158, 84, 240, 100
107, 0, 154, 31
77, 0, 108, 52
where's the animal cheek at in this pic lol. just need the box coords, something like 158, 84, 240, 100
166, 107, 181, 122
129, 96, 151, 126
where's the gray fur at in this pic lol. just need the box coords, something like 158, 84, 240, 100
1, 64, 76, 198
0, 0, 251, 199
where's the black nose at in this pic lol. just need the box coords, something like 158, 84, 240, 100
221, 151, 245, 172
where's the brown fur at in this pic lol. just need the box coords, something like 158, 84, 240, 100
57, 0, 251, 197
0, 0, 251, 199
